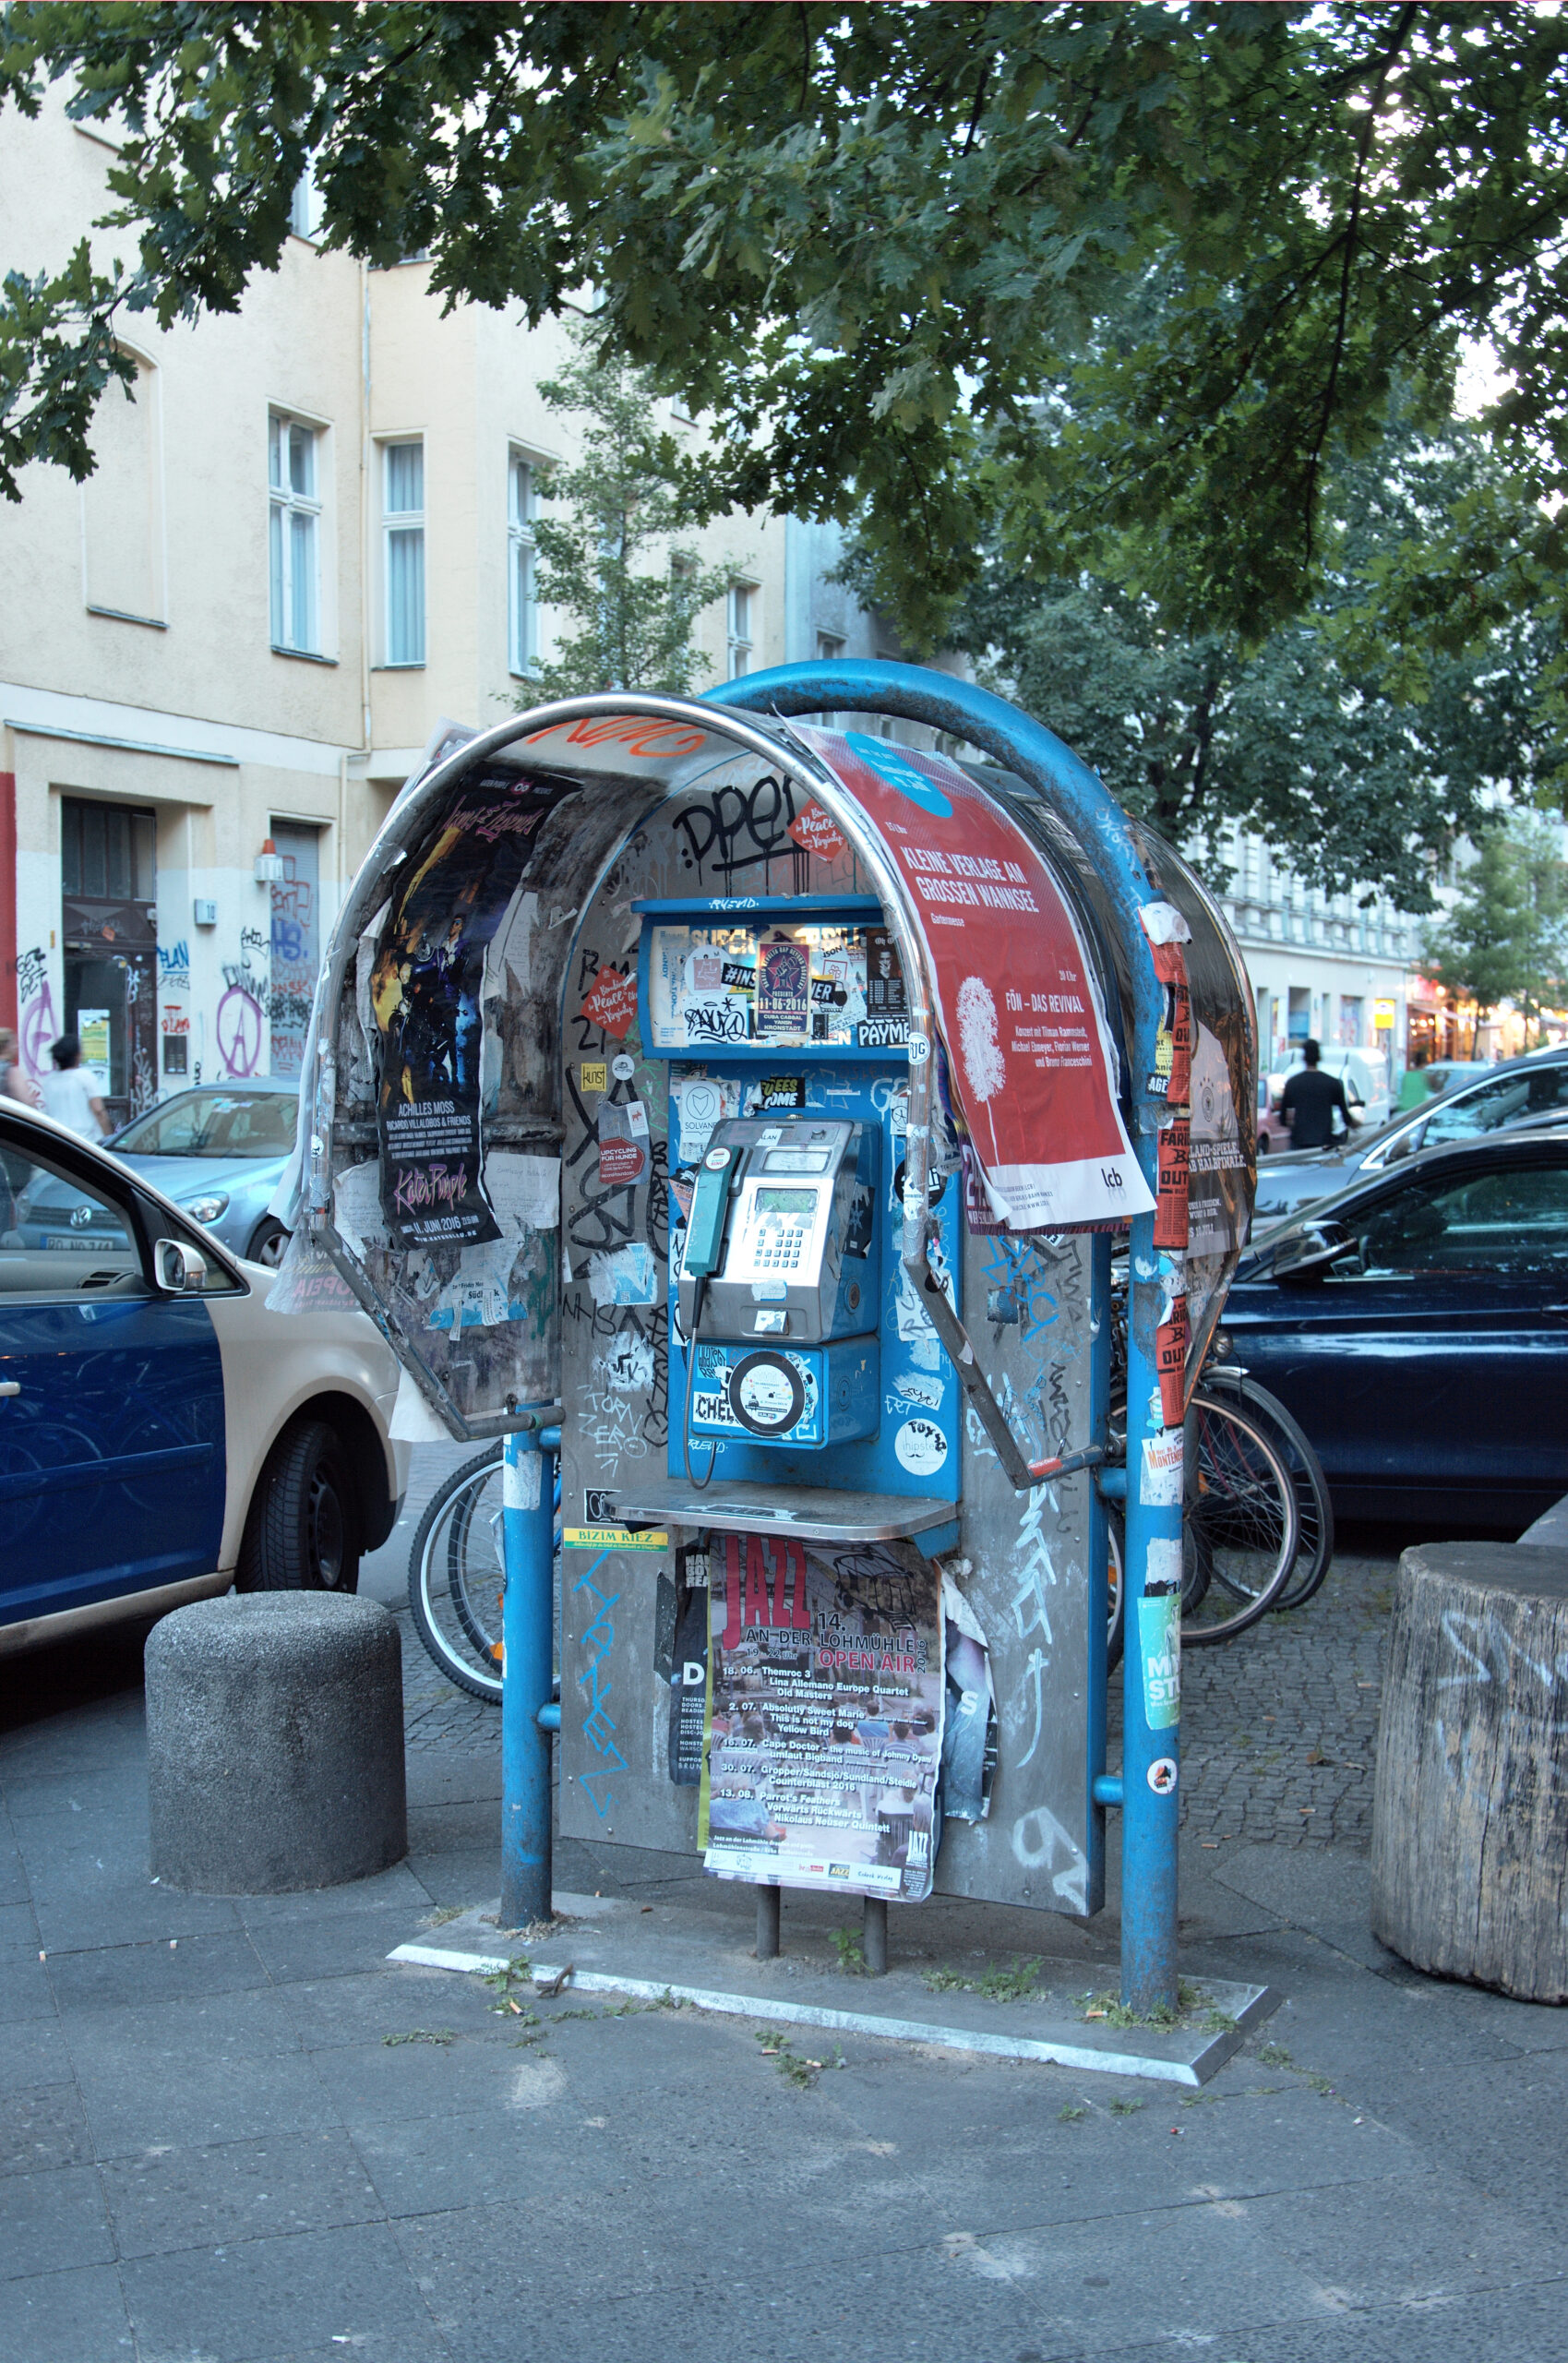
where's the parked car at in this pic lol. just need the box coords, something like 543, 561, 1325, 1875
1257, 1045, 1392, 1152
1252, 1046, 1568, 1223
104, 1083, 298, 1267
1225, 1128, 1568, 1529
0, 1099, 407, 1655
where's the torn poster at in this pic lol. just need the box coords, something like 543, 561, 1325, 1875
700, 1534, 943, 1901
939, 1574, 998, 1824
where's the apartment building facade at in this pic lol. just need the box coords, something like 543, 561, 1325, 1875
1, 98, 887, 1119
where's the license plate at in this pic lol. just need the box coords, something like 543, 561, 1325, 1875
43, 1234, 113, 1251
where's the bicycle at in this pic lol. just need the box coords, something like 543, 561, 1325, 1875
1105, 1382, 1302, 1666
406, 1447, 562, 1703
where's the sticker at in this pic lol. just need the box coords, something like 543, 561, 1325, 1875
894, 1416, 949, 1477
750, 1278, 789, 1301
670, 1176, 695, 1220
626, 1099, 649, 1137
752, 1308, 787, 1333
1154, 1115, 1190, 1252
843, 729, 953, 819
756, 937, 810, 1038
597, 1137, 646, 1186
787, 805, 847, 862
580, 1062, 608, 1095
584, 1490, 617, 1521
858, 1016, 909, 1050
734, 1354, 805, 1433
670, 1075, 734, 1164
1155, 1293, 1189, 1427
597, 1332, 655, 1393
581, 966, 638, 1038
1139, 1594, 1180, 1730
906, 1032, 930, 1063
1147, 1757, 1179, 1794
758, 1125, 784, 1147
611, 1052, 636, 1082
758, 1074, 806, 1110
563, 1527, 669, 1552
1145, 1536, 1184, 1591
1140, 1430, 1184, 1508
586, 1241, 657, 1304
502, 1451, 543, 1512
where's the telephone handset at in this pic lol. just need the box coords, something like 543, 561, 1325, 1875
684, 1143, 742, 1282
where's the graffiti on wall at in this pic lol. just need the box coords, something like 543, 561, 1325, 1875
217, 927, 269, 1078
269, 854, 316, 1078
158, 940, 191, 994
13, 946, 54, 1078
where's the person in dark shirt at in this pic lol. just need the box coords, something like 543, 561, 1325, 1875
1279, 1038, 1359, 1151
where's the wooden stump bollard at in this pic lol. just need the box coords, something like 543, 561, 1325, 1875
1371, 1541, 1568, 2001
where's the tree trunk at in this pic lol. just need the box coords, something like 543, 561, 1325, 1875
1371, 1541, 1568, 2000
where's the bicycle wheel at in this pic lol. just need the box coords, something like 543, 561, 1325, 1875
1107, 1509, 1125, 1671
1203, 1372, 1335, 1611
1180, 1389, 1300, 1645
407, 1450, 507, 1701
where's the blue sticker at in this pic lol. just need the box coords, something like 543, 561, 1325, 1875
844, 731, 953, 820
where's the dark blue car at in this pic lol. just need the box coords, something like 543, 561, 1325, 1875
1226, 1128, 1568, 1530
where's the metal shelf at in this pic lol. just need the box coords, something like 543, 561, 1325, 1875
613, 1478, 958, 1548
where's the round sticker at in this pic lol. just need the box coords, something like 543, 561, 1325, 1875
1147, 1757, 1179, 1795
612, 1053, 636, 1081
894, 1417, 949, 1477
704, 1146, 732, 1170
729, 1351, 806, 1436
844, 730, 954, 819
906, 1033, 930, 1063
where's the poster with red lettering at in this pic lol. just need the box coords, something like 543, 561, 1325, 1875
700, 1534, 943, 1901
800, 728, 1153, 1230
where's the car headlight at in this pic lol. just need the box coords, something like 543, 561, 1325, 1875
180, 1192, 230, 1226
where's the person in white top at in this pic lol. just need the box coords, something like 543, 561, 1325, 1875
39, 1035, 110, 1138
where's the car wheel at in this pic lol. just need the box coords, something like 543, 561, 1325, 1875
245, 1217, 291, 1268
1256, 1136, 1270, 1156
237, 1416, 361, 1594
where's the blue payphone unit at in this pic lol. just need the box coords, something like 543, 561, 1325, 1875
634, 894, 964, 1519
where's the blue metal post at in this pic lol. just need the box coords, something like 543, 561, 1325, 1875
708, 660, 1187, 2013
501, 1424, 557, 1930
1119, 1229, 1181, 2010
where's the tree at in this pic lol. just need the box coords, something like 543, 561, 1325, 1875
7, 6, 1568, 653
1422, 814, 1568, 1040
524, 335, 734, 700
942, 414, 1560, 905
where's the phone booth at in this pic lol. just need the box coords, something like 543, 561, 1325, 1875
286, 663, 1256, 2012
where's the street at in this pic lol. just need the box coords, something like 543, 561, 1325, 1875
4, 1481, 1565, 2363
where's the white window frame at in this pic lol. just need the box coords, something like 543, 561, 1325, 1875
288, 163, 321, 243
508, 450, 540, 678
726, 582, 756, 679
381, 437, 425, 668
269, 410, 322, 655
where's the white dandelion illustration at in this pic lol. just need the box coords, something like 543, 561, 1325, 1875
956, 975, 1006, 1165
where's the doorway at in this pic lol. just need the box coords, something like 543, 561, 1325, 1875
60, 798, 158, 1125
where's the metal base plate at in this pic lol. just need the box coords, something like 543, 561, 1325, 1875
389, 1895, 1280, 2088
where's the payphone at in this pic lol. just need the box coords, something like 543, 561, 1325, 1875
677, 1113, 879, 1469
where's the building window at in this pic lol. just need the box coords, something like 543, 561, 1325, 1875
727, 582, 755, 678
62, 799, 156, 902
508, 451, 538, 677
383, 439, 425, 666
817, 631, 844, 663
269, 413, 321, 654
288, 164, 321, 241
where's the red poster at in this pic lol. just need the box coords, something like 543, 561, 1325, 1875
581, 965, 638, 1038
788, 805, 847, 862
1154, 1116, 1191, 1252
801, 728, 1152, 1230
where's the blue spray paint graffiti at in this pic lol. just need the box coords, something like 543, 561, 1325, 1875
571, 1554, 628, 1817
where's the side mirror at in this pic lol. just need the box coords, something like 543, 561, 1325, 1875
1272, 1223, 1355, 1283
153, 1236, 208, 1295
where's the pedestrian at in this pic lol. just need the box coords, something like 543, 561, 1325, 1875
0, 1026, 40, 1108
40, 1034, 110, 1138
1279, 1038, 1357, 1151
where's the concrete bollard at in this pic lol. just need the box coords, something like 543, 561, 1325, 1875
146, 1594, 407, 1893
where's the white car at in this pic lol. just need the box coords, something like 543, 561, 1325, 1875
1259, 1045, 1392, 1148
0, 1098, 407, 1655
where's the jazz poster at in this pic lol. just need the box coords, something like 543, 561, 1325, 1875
800, 727, 1152, 1233
700, 1532, 944, 1902
371, 768, 572, 1246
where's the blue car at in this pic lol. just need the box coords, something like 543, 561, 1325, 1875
105, 1083, 298, 1267
1226, 1127, 1568, 1530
